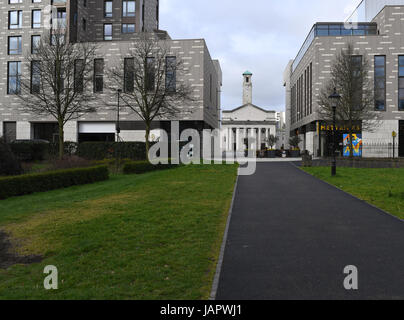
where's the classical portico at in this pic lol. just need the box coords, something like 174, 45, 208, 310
221, 71, 277, 153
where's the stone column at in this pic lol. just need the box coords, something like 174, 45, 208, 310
227, 127, 230, 151
258, 128, 262, 150
236, 128, 240, 151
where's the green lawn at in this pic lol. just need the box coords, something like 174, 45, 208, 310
0, 164, 238, 300
302, 166, 404, 220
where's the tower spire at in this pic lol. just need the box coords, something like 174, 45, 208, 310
243, 71, 253, 105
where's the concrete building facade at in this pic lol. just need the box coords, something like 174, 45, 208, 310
221, 72, 277, 154
0, 0, 221, 143
285, 1, 404, 157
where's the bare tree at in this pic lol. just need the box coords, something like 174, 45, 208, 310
107, 34, 193, 158
318, 44, 380, 158
18, 29, 98, 159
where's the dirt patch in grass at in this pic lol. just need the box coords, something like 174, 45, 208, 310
0, 231, 42, 269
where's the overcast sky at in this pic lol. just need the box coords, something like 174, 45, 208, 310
160, 0, 361, 111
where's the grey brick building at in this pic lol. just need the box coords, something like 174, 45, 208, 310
0, 0, 222, 143
284, 1, 404, 157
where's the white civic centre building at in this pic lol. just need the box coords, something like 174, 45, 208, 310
221, 71, 278, 154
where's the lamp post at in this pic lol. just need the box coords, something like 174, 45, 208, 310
329, 88, 341, 176
116, 89, 122, 142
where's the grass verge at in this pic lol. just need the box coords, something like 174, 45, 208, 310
0, 164, 238, 300
302, 166, 404, 220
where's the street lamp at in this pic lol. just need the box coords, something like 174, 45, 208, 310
329, 88, 341, 176
116, 89, 122, 142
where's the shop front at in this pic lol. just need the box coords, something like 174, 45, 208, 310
317, 121, 362, 157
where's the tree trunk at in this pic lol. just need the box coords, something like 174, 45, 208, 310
58, 120, 64, 160
145, 125, 150, 161
348, 120, 354, 159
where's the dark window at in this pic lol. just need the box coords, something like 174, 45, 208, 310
9, 11, 22, 29
31, 35, 40, 54
8, 61, 21, 94
352, 55, 363, 110
94, 59, 104, 93
399, 56, 404, 111
104, 24, 112, 40
8, 36, 22, 55
123, 0, 135, 17
82, 18, 86, 31
31, 61, 41, 94
55, 60, 64, 92
105, 1, 113, 18
124, 58, 135, 93
165, 56, 176, 92
374, 56, 386, 111
3, 122, 17, 143
146, 57, 155, 92
74, 59, 84, 93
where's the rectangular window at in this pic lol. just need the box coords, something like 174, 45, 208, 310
105, 1, 113, 18
31, 61, 41, 94
399, 56, 404, 111
94, 59, 104, 93
123, 0, 136, 17
9, 11, 22, 29
8, 61, 21, 94
55, 61, 64, 92
124, 58, 135, 93
146, 57, 155, 92
122, 24, 135, 33
310, 62, 312, 114
9, 0, 23, 3
31, 35, 41, 54
32, 10, 41, 28
374, 56, 386, 111
104, 24, 112, 40
352, 55, 363, 109
74, 59, 84, 93
8, 36, 22, 55
165, 56, 176, 92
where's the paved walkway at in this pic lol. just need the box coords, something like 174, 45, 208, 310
215, 162, 404, 300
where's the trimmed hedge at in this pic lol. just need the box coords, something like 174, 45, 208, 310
123, 161, 180, 175
0, 166, 109, 200
9, 141, 49, 161
0, 139, 23, 176
77, 142, 147, 161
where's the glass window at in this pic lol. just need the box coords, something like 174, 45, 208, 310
123, 0, 135, 17
165, 56, 176, 93
9, 11, 22, 29
374, 56, 386, 111
104, 24, 112, 40
124, 58, 134, 93
146, 57, 155, 92
8, 61, 21, 94
122, 24, 135, 33
32, 10, 41, 28
399, 56, 404, 110
105, 1, 113, 18
8, 36, 22, 55
341, 28, 353, 36
9, 0, 23, 3
74, 59, 84, 93
31, 61, 41, 94
94, 59, 104, 93
31, 35, 41, 54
